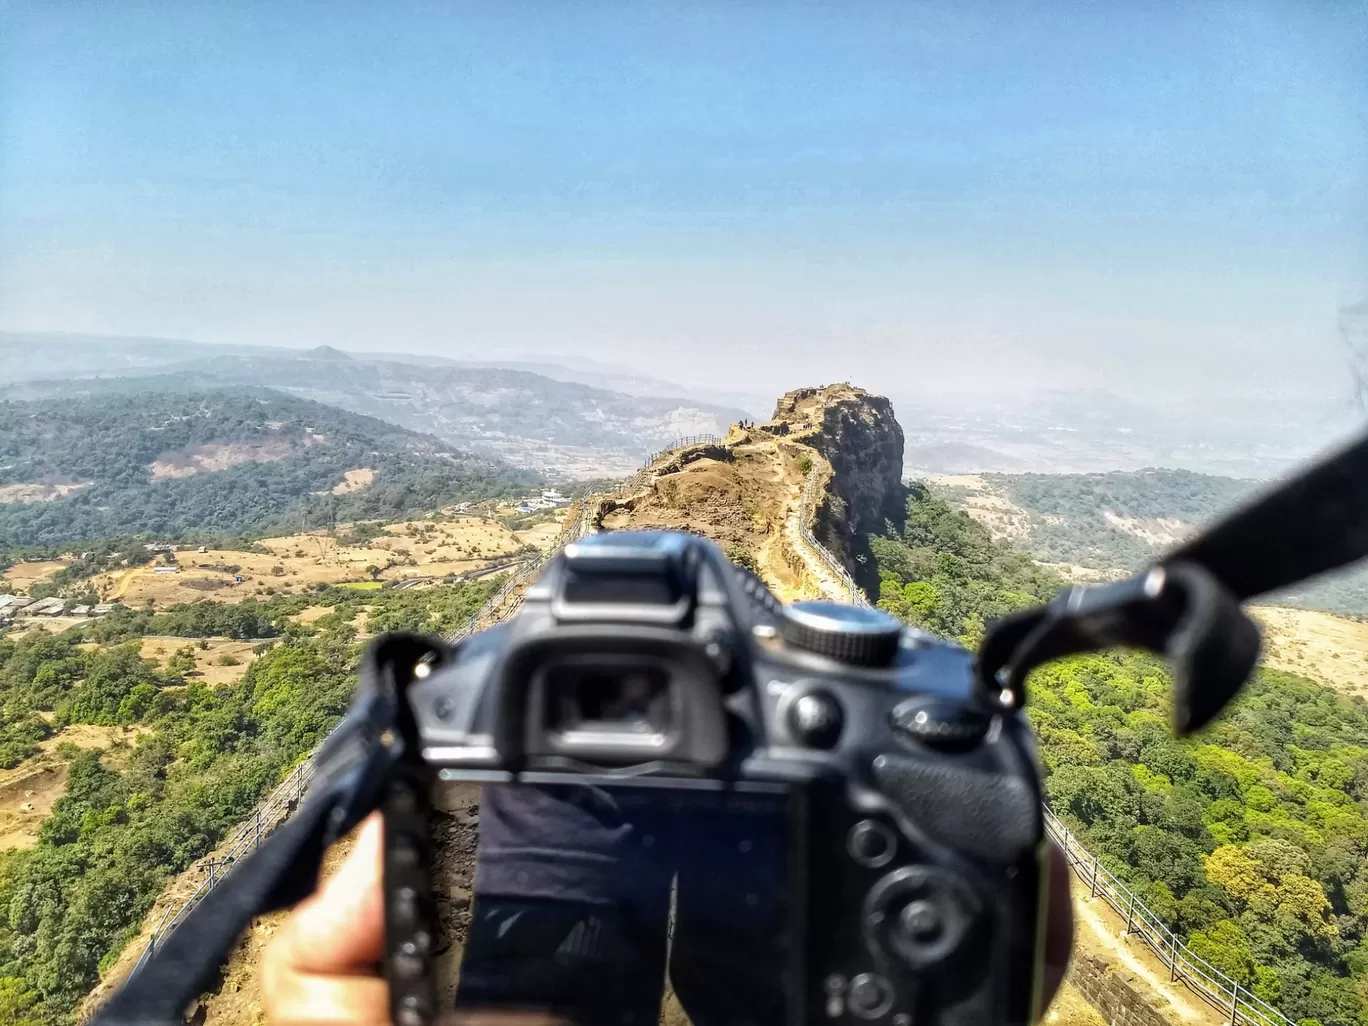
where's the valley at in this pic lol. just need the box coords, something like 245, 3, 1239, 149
932, 471, 1368, 616
0, 335, 750, 477
0, 381, 1361, 1026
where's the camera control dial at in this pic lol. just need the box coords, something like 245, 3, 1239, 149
780, 602, 903, 667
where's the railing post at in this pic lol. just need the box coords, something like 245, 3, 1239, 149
1124, 892, 1135, 936
207, 858, 216, 888
1231, 982, 1240, 1026
1170, 930, 1179, 982
254, 808, 262, 849
1089, 856, 1100, 898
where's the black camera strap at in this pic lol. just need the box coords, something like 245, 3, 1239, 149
977, 428, 1368, 733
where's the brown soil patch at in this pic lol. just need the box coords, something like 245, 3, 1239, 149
1099, 510, 1193, 548
932, 474, 1039, 542
138, 638, 259, 687
90, 517, 526, 607
1037, 563, 1129, 585
0, 724, 146, 852
514, 519, 566, 550
2, 558, 71, 591
1250, 605, 1368, 698
0, 480, 92, 503
289, 605, 334, 625
0, 763, 65, 851
4, 615, 92, 640
148, 438, 317, 480
1044, 983, 1108, 1026
330, 467, 375, 494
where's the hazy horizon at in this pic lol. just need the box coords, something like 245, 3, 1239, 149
3, 2, 1366, 407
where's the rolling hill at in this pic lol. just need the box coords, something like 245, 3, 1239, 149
931, 469, 1368, 613
0, 334, 752, 474
0, 390, 539, 548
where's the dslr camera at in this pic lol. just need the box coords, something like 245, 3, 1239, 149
380, 530, 1048, 1026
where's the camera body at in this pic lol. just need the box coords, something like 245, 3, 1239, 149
382, 530, 1047, 1026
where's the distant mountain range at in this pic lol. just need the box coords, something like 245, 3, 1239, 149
895, 388, 1364, 481
0, 389, 538, 548
932, 468, 1368, 614
0, 333, 754, 475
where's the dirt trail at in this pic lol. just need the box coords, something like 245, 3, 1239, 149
1069, 888, 1225, 1026
782, 476, 852, 602
109, 566, 147, 600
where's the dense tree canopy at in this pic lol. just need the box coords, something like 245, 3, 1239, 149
869, 488, 1368, 1026
872, 481, 1061, 648
0, 391, 539, 547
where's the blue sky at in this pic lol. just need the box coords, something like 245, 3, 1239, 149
1, 1, 1365, 400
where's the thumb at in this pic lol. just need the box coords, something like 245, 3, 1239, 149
276, 812, 387, 974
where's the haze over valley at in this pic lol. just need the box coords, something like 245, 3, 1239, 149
4, 6, 1368, 1026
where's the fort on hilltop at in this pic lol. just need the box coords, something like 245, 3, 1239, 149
596, 382, 906, 602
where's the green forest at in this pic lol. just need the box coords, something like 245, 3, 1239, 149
0, 391, 540, 548
0, 579, 497, 1026
870, 487, 1368, 1026
969, 468, 1254, 572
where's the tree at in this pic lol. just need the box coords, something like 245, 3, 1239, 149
1187, 920, 1256, 985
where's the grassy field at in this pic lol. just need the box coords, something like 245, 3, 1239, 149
1249, 605, 1368, 699
0, 511, 567, 611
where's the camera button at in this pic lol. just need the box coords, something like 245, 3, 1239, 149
847, 820, 897, 868
788, 689, 844, 749
863, 866, 982, 971
390, 832, 423, 869
391, 951, 425, 980
848, 973, 895, 1020
900, 900, 942, 943
395, 994, 431, 1026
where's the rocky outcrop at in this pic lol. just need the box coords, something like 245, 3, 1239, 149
767, 385, 905, 584
781, 385, 905, 536
601, 383, 905, 601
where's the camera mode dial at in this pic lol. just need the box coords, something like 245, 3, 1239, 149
779, 602, 903, 667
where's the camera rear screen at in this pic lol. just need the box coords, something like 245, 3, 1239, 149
428, 780, 801, 1026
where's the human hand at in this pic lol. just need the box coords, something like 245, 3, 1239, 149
260, 814, 1075, 1025
260, 813, 390, 1026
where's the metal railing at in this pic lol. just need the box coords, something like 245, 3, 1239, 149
639, 434, 719, 468
1046, 808, 1293, 1026
795, 465, 865, 604
120, 441, 1299, 1026
127, 757, 316, 978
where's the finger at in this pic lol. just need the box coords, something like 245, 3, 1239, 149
1040, 838, 1076, 1015
264, 970, 391, 1026
276, 813, 386, 975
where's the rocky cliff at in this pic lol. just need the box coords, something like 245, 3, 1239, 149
595, 382, 905, 601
